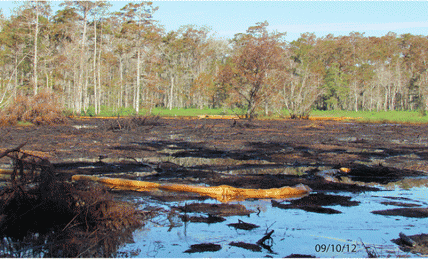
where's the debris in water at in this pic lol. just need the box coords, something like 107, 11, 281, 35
72, 174, 161, 190
281, 193, 359, 207
180, 213, 226, 224
257, 230, 274, 246
398, 232, 417, 247
371, 207, 428, 218
228, 219, 260, 230
184, 243, 222, 253
392, 233, 428, 255
256, 230, 276, 253
380, 201, 421, 207
72, 174, 311, 202
0, 143, 151, 257
271, 193, 359, 214
175, 202, 254, 217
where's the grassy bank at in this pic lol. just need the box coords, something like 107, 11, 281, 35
80, 106, 240, 117
309, 110, 428, 123
78, 106, 428, 124
149, 108, 428, 123
147, 107, 237, 117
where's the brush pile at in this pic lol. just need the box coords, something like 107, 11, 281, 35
0, 91, 67, 126
0, 143, 150, 257
103, 115, 161, 131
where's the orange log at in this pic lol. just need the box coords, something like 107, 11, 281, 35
71, 175, 161, 190
161, 184, 310, 201
197, 115, 240, 120
72, 175, 311, 202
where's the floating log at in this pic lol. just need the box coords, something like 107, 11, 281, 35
399, 232, 417, 247
197, 115, 240, 120
71, 175, 161, 190
72, 175, 311, 202
161, 183, 311, 202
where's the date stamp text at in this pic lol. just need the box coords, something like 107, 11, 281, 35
315, 244, 357, 253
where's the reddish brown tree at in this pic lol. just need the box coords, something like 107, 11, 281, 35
230, 21, 286, 118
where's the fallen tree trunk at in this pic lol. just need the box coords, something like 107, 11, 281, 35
71, 175, 311, 202
0, 142, 27, 159
399, 232, 417, 247
0, 142, 54, 186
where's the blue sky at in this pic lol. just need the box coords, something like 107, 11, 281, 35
1, 1, 428, 42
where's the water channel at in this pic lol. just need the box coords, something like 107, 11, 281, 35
116, 185, 428, 258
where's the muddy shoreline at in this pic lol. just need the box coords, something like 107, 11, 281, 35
2, 117, 428, 187
1, 117, 428, 257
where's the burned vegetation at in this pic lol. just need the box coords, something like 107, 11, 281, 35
101, 115, 162, 132
1, 116, 428, 257
0, 144, 152, 257
0, 91, 67, 126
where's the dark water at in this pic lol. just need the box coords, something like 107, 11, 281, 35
117, 186, 428, 258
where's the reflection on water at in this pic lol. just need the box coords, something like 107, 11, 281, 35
117, 186, 428, 258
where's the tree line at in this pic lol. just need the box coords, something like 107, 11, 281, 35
1, 1, 428, 118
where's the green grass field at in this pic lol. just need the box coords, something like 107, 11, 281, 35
309, 110, 428, 123
79, 106, 428, 124
146, 107, 236, 117
149, 108, 428, 123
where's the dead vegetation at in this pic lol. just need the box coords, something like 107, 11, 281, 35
102, 115, 161, 131
0, 143, 150, 257
0, 91, 67, 126
1, 117, 428, 256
